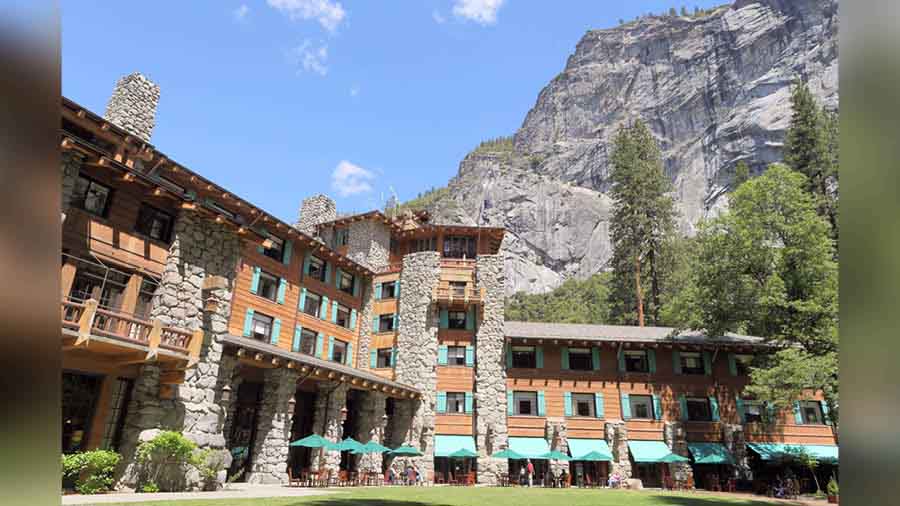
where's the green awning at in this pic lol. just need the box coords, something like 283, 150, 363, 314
434, 435, 477, 458
507, 437, 551, 459
688, 443, 735, 465
567, 438, 613, 461
747, 443, 839, 463
628, 441, 673, 463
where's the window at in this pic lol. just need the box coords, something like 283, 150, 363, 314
256, 270, 279, 302
446, 393, 466, 414
335, 228, 349, 247
303, 292, 322, 317
100, 377, 133, 451
339, 272, 354, 295
71, 176, 112, 217
376, 348, 393, 368
62, 372, 103, 453
680, 352, 705, 375
573, 393, 596, 417
629, 395, 654, 419
134, 203, 174, 243
447, 346, 466, 366
734, 354, 753, 376
568, 347, 593, 371
335, 303, 351, 328
413, 237, 436, 253
381, 281, 397, 299
308, 256, 327, 282
448, 310, 467, 330
133, 278, 158, 319
799, 401, 824, 425
511, 346, 536, 369
331, 339, 348, 364
513, 391, 538, 416
261, 235, 285, 262
742, 401, 764, 423
624, 350, 649, 373
443, 236, 476, 259
378, 314, 395, 333
299, 328, 318, 355
250, 312, 274, 341
69, 266, 128, 310
450, 281, 467, 297
686, 397, 713, 422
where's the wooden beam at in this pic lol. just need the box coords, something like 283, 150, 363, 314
145, 319, 162, 361
74, 298, 99, 346
187, 329, 203, 368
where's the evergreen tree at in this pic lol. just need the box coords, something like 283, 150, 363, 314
732, 160, 751, 188
680, 6, 688, 16
506, 273, 612, 324
606, 120, 677, 326
668, 7, 677, 16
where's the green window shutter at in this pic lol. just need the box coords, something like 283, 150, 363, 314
324, 262, 332, 284
561, 347, 570, 370
652, 394, 663, 420
375, 282, 383, 299
328, 336, 335, 361
345, 343, 353, 366
282, 240, 292, 266
506, 345, 513, 369
257, 244, 265, 254
563, 392, 572, 417
276, 278, 287, 304
335, 269, 342, 290
764, 402, 776, 424
621, 393, 631, 420
465, 306, 475, 331
736, 398, 746, 423
673, 350, 682, 374
679, 395, 689, 421
315, 333, 324, 358
793, 401, 804, 424
728, 353, 738, 376
242, 309, 254, 337
302, 251, 311, 276
703, 351, 713, 375
648, 349, 657, 374
370, 350, 377, 368
352, 277, 359, 298
617, 348, 626, 373
595, 392, 604, 419
392, 313, 398, 330
250, 266, 261, 294
390, 347, 397, 367
395, 282, 400, 298
464, 392, 473, 414
438, 345, 449, 365
292, 325, 302, 352
710, 396, 720, 421
591, 347, 600, 370
299, 288, 307, 311
535, 346, 544, 368
271, 318, 281, 345
436, 392, 447, 413
320, 295, 329, 319
439, 309, 449, 329
820, 401, 831, 425
349, 309, 357, 330
331, 300, 338, 324
507, 391, 514, 415
373, 315, 380, 333
465, 345, 474, 367
537, 391, 546, 416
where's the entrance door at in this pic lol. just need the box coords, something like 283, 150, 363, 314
62, 371, 104, 453
227, 382, 263, 481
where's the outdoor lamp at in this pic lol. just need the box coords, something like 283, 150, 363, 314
340, 406, 348, 421
287, 396, 296, 413
221, 384, 232, 403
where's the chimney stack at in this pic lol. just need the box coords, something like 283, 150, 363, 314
103, 72, 160, 143
296, 194, 337, 237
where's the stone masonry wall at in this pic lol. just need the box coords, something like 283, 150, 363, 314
723, 423, 751, 480
545, 419, 569, 477
310, 382, 349, 474
663, 421, 694, 484
296, 194, 336, 238
103, 72, 160, 143
393, 251, 441, 478
356, 279, 375, 371
355, 391, 387, 473
473, 254, 508, 484
246, 368, 300, 484
117, 364, 165, 485
605, 420, 632, 478
346, 220, 390, 272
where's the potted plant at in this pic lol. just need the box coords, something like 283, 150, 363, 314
826, 477, 839, 503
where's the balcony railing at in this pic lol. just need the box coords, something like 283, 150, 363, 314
433, 283, 484, 304
440, 258, 476, 269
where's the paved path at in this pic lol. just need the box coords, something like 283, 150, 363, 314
62, 483, 335, 504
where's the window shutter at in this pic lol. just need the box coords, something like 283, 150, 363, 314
328, 336, 335, 361
591, 347, 600, 370
324, 262, 332, 284
439, 308, 449, 329
652, 394, 663, 420
352, 277, 359, 297
710, 396, 720, 421
335, 268, 342, 290
250, 266, 261, 294
617, 348, 625, 373
648, 349, 657, 374
793, 401, 804, 424
395, 282, 400, 298
292, 325, 302, 352
276, 278, 287, 304
315, 333, 324, 358
436, 392, 447, 413
561, 347, 570, 370
595, 392, 604, 419
679, 395, 689, 421
373, 315, 380, 333
506, 345, 513, 369
271, 318, 281, 345
390, 347, 397, 367
465, 345, 474, 367
764, 402, 776, 424
375, 282, 383, 299
242, 309, 254, 337
299, 288, 307, 311
507, 391, 514, 415
728, 353, 738, 376
621, 393, 631, 420
370, 350, 377, 368
302, 251, 311, 276
466, 306, 475, 331
392, 313, 398, 330
673, 350, 682, 374
282, 240, 292, 266
438, 345, 449, 365
257, 244, 265, 254
345, 343, 353, 366
563, 392, 572, 417
320, 295, 329, 319
535, 346, 544, 368
703, 351, 713, 375
736, 398, 745, 423
465, 392, 473, 413
537, 391, 546, 416
820, 401, 831, 425
331, 300, 338, 324
350, 309, 357, 330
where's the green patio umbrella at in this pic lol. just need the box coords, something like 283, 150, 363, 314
574, 450, 612, 462
540, 450, 571, 461
337, 437, 365, 452
448, 448, 478, 458
390, 445, 424, 456
659, 453, 691, 463
491, 449, 526, 459
289, 434, 339, 450
351, 441, 392, 455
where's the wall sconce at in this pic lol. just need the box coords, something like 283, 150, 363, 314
287, 396, 297, 414
340, 406, 348, 422
221, 384, 232, 403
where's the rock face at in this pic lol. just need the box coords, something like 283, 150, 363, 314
425, 0, 838, 294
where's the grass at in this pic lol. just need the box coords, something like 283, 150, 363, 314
98, 486, 792, 506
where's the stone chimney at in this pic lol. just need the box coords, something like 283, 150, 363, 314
103, 72, 160, 143
296, 194, 337, 237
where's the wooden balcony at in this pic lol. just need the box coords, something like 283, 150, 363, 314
433, 282, 484, 304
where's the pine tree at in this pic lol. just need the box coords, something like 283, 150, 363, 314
680, 6, 688, 16
668, 7, 677, 16
732, 160, 751, 188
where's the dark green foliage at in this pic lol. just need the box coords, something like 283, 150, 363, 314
396, 186, 451, 214
135, 430, 198, 492
680, 6, 688, 16
472, 136, 514, 154
506, 272, 612, 324
732, 160, 751, 188
61, 449, 121, 494
668, 7, 677, 16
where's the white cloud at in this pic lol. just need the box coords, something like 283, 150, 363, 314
350, 84, 360, 97
232, 4, 250, 22
288, 40, 328, 76
432, 9, 446, 24
267, 0, 346, 32
331, 160, 375, 197
453, 0, 505, 25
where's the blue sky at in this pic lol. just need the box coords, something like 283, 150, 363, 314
62, 0, 721, 222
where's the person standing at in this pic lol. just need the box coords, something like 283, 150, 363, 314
526, 459, 534, 487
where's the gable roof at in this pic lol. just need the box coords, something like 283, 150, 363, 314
504, 321, 764, 346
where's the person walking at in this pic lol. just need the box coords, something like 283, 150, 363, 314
526, 459, 534, 487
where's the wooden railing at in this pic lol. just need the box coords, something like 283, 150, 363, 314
440, 258, 476, 269
433, 283, 484, 304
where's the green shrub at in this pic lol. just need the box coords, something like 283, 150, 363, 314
827, 477, 839, 495
136, 431, 197, 492
190, 449, 227, 491
139, 482, 160, 493
61, 450, 121, 494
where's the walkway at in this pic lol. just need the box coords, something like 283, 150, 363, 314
62, 483, 335, 504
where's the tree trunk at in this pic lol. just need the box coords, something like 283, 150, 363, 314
634, 254, 644, 327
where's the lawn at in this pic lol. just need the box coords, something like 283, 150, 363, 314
99, 487, 794, 506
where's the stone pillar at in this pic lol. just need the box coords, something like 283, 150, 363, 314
546, 419, 569, 476
296, 194, 337, 238
356, 391, 387, 473
356, 279, 376, 370
605, 420, 632, 478
473, 254, 508, 484
117, 364, 166, 485
310, 382, 349, 473
723, 423, 751, 480
385, 398, 421, 475
393, 251, 441, 480
246, 368, 300, 484
663, 421, 694, 484
346, 220, 391, 271
103, 72, 160, 142
61, 150, 83, 220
